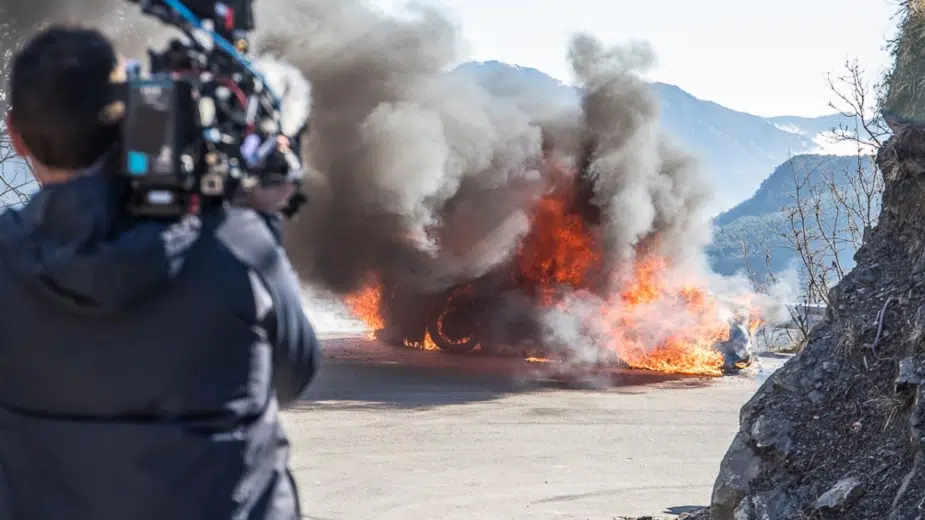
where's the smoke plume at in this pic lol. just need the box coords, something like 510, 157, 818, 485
252, 56, 312, 137
249, 0, 714, 298
0, 0, 716, 294
567, 34, 713, 276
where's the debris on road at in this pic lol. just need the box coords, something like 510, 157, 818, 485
619, 508, 708, 520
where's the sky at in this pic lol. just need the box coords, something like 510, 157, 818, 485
373, 0, 901, 118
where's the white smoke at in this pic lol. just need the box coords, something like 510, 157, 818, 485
252, 56, 312, 136
246, 1, 717, 303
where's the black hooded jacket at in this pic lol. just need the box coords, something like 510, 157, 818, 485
0, 173, 319, 520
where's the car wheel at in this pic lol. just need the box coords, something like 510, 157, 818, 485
426, 290, 482, 354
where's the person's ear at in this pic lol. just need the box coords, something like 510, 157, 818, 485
5, 113, 29, 159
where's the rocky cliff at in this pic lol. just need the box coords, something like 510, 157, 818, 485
710, 123, 925, 519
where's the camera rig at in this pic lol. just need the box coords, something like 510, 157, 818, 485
121, 0, 306, 218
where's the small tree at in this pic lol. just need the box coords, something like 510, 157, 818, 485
784, 61, 885, 305
738, 60, 886, 351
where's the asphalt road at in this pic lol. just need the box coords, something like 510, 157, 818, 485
282, 335, 788, 520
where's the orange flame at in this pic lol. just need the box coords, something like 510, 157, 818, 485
748, 318, 763, 335
343, 278, 384, 339
404, 332, 440, 351
605, 257, 728, 376
341, 166, 759, 377
514, 182, 600, 297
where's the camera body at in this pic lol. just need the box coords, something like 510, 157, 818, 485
121, 0, 304, 218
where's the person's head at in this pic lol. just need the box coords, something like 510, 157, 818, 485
6, 25, 124, 187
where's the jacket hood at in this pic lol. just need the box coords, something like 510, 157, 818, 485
0, 172, 202, 315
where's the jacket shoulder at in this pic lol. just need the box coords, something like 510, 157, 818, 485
212, 208, 282, 271
173, 208, 282, 326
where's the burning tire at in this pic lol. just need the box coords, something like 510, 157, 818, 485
426, 289, 482, 354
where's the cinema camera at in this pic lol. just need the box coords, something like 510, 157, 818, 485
122, 0, 306, 218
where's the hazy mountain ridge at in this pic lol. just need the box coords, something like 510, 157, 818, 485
712, 154, 870, 227
769, 114, 852, 138
708, 153, 877, 277
455, 60, 857, 211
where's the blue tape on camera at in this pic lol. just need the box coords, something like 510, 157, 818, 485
162, 0, 280, 108
126, 151, 149, 175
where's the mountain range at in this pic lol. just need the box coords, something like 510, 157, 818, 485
707, 154, 877, 277
455, 60, 858, 212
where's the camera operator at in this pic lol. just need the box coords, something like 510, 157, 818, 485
0, 25, 318, 520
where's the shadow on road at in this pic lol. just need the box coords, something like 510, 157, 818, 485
296, 336, 717, 410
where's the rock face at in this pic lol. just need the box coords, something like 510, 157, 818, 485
710, 126, 925, 519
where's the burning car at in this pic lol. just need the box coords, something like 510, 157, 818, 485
374, 277, 756, 374
346, 162, 761, 377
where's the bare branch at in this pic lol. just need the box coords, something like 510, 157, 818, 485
738, 59, 886, 352
824, 59, 891, 150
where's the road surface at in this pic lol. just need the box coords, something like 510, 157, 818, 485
283, 334, 788, 520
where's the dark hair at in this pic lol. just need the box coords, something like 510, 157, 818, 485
8, 25, 122, 170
